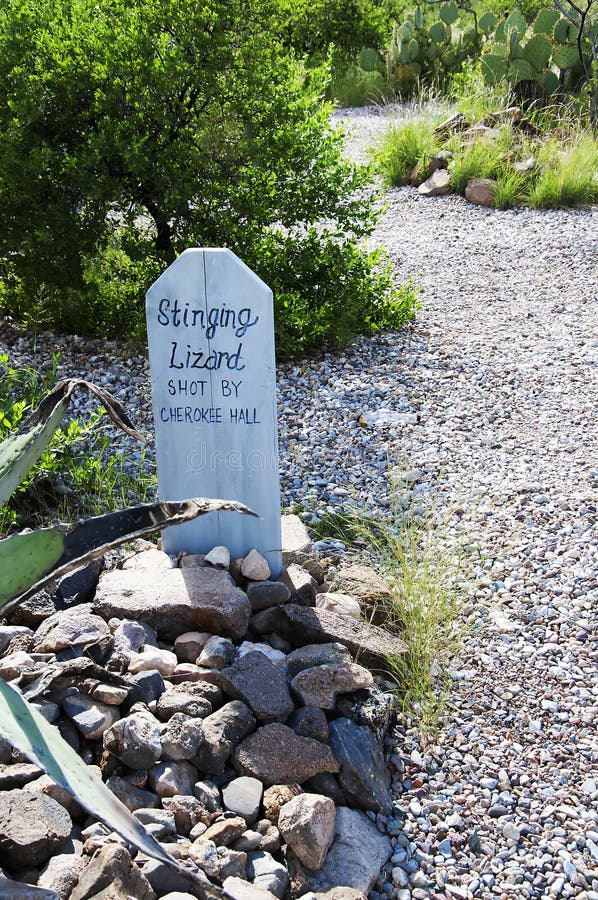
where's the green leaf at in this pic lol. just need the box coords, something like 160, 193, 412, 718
0, 680, 224, 900
0, 497, 257, 613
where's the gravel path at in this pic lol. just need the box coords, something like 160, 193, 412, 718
2, 106, 597, 900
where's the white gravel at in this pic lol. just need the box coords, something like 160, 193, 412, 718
1, 104, 597, 900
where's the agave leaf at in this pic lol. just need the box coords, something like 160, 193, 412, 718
0, 379, 145, 508
0, 679, 224, 899
0, 496, 257, 614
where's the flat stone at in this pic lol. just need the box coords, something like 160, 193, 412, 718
307, 807, 392, 894
103, 711, 162, 769
220, 652, 294, 723
246, 581, 291, 612
70, 844, 156, 900
273, 605, 406, 671
24, 775, 84, 818
156, 683, 218, 721
286, 643, 352, 679
90, 684, 130, 706
57, 560, 103, 607
0, 625, 33, 654
160, 713, 204, 761
63, 692, 120, 739
0, 650, 38, 681
278, 565, 317, 606
465, 177, 496, 207
128, 647, 178, 676
149, 760, 198, 798
241, 549, 271, 581
418, 168, 451, 196
197, 635, 235, 669
234, 724, 339, 785
203, 817, 247, 846
329, 565, 392, 604
94, 566, 251, 641
106, 776, 160, 812
0, 790, 72, 867
0, 879, 59, 899
290, 662, 374, 710
281, 515, 312, 560
247, 851, 288, 898
223, 876, 278, 899
0, 762, 42, 789
328, 717, 392, 814
7, 590, 57, 628
278, 793, 336, 870
193, 701, 256, 775
223, 777, 263, 824
33, 605, 112, 658
315, 592, 361, 619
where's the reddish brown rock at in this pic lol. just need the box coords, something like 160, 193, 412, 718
465, 177, 496, 207
234, 724, 339, 785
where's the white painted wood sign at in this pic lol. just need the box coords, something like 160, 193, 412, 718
146, 248, 282, 576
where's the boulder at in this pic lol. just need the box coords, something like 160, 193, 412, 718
234, 724, 339, 785
94, 566, 251, 641
204, 546, 231, 568
328, 564, 392, 605
33, 605, 112, 659
156, 683, 218, 722
328, 718, 392, 814
0, 879, 59, 899
278, 793, 335, 870
220, 652, 294, 723
128, 647, 178, 676
0, 790, 72, 867
241, 550, 271, 581
57, 560, 104, 607
174, 631, 212, 663
418, 168, 451, 197
306, 807, 392, 894
286, 643, 351, 679
246, 582, 291, 612
148, 760, 198, 798
465, 177, 496, 207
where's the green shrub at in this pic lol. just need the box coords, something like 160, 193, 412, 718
275, 0, 388, 56
0, 0, 410, 357
327, 57, 390, 106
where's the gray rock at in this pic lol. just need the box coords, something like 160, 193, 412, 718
103, 710, 162, 769
272, 605, 406, 671
106, 776, 160, 811
193, 701, 256, 775
203, 817, 247, 846
247, 852, 289, 898
70, 844, 156, 900
24, 775, 84, 819
234, 724, 340, 785
149, 760, 198, 798
94, 566, 251, 640
193, 780, 223, 813
161, 713, 204, 761
0, 762, 42, 789
286, 643, 352, 679
0, 625, 33, 654
0, 790, 72, 867
278, 793, 336, 869
126, 669, 165, 709
161, 795, 210, 835
204, 545, 231, 568
189, 839, 247, 881
418, 168, 451, 196
307, 807, 392, 894
62, 692, 120, 739
328, 717, 392, 814
0, 879, 59, 899
33, 604, 112, 659
278, 565, 318, 605
7, 590, 57, 628
241, 550, 271, 581
315, 592, 361, 620
197, 635, 235, 669
223, 876, 278, 899
288, 706, 329, 743
37, 850, 86, 897
134, 808, 177, 840
246, 581, 291, 612
57, 560, 103, 607
220, 652, 294, 723
290, 662, 374, 709
303, 773, 346, 807
174, 631, 212, 663
223, 777, 263, 824
139, 859, 204, 898
156, 682, 218, 721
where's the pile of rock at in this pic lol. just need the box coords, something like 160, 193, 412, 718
0, 516, 406, 900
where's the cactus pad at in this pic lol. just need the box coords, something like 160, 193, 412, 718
508, 58, 534, 84
399, 22, 414, 41
553, 44, 580, 69
429, 21, 448, 43
541, 70, 560, 93
482, 53, 508, 84
534, 8, 559, 35
553, 18, 570, 43
478, 12, 497, 34
523, 34, 552, 70
505, 10, 527, 38
359, 47, 380, 72
439, 2, 459, 25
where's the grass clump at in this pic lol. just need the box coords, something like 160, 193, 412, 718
0, 352, 156, 535
312, 494, 465, 733
373, 116, 443, 186
528, 133, 598, 208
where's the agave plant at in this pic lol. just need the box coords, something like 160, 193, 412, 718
0, 376, 254, 897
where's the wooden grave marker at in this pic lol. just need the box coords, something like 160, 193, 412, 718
146, 248, 282, 576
